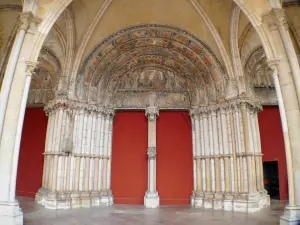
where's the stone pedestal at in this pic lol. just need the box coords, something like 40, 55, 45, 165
0, 201, 23, 225
100, 190, 113, 206
280, 206, 300, 225
144, 191, 160, 208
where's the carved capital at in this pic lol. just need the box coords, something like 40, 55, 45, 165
147, 147, 156, 159
18, 12, 40, 33
267, 59, 280, 75
262, 9, 289, 31
104, 108, 115, 119
199, 106, 208, 117
219, 104, 228, 114
189, 108, 199, 119
25, 60, 38, 76
207, 104, 218, 114
145, 107, 159, 120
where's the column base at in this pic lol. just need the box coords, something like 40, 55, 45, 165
191, 190, 270, 212
36, 188, 113, 209
144, 191, 159, 208
0, 200, 23, 225
280, 205, 300, 225
100, 190, 114, 206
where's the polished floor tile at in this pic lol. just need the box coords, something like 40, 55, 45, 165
18, 197, 286, 225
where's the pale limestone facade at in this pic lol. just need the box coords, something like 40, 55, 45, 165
0, 0, 300, 225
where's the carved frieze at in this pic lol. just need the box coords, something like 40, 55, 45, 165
113, 91, 189, 109
115, 69, 188, 92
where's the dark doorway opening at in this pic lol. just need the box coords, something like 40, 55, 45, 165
263, 161, 280, 199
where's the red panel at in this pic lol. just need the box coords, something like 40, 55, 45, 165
157, 111, 193, 205
258, 106, 288, 200
16, 108, 48, 198
111, 111, 148, 204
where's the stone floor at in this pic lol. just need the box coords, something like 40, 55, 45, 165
19, 197, 286, 225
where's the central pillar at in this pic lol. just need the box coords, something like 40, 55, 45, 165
144, 107, 159, 208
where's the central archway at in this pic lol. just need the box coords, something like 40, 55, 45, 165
37, 24, 268, 212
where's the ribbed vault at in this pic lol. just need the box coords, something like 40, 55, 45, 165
75, 24, 228, 108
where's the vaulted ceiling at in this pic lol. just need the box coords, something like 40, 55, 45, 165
0, 0, 299, 106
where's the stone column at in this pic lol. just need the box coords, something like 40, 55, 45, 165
0, 59, 37, 225
190, 111, 197, 199
36, 101, 109, 209
0, 13, 37, 140
267, 61, 300, 225
190, 108, 204, 207
264, 10, 300, 223
100, 108, 114, 206
9, 61, 38, 203
189, 101, 269, 212
144, 107, 159, 208
270, 9, 300, 106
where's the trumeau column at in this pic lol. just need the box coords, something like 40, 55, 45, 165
144, 107, 159, 208
190, 100, 269, 212
36, 99, 114, 209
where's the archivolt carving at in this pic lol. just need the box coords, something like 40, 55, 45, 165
28, 47, 62, 105
244, 45, 277, 105
244, 46, 274, 88
76, 24, 227, 108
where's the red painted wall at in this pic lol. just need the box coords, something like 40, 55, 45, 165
156, 111, 193, 205
111, 111, 148, 204
258, 106, 288, 200
16, 108, 48, 198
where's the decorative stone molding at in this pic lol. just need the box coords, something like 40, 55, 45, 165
44, 98, 105, 115
190, 99, 262, 118
254, 88, 278, 105
145, 107, 159, 121
147, 147, 156, 160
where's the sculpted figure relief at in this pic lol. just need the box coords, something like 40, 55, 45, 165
116, 69, 187, 93
75, 24, 226, 105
